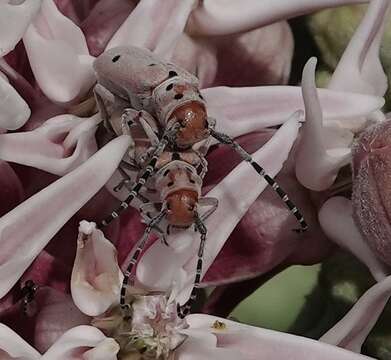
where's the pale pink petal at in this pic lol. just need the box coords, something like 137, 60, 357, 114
318, 197, 388, 282
295, 58, 352, 191
187, 0, 367, 36
106, 0, 196, 59
203, 85, 383, 141
320, 275, 391, 352
0, 0, 41, 56
0, 323, 41, 359
0, 72, 30, 130
0, 113, 99, 175
186, 314, 374, 360
34, 287, 90, 353
41, 325, 119, 360
71, 221, 123, 317
23, 0, 95, 103
0, 135, 131, 298
137, 114, 300, 303
328, 0, 389, 96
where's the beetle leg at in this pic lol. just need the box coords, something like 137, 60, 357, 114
198, 197, 218, 221
209, 126, 308, 233
93, 84, 115, 130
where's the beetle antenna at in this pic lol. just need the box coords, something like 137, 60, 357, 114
209, 128, 308, 233
120, 209, 167, 316
177, 213, 207, 318
99, 124, 180, 228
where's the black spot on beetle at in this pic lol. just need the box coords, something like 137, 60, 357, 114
169, 71, 178, 78
166, 83, 174, 91
167, 181, 174, 187
172, 152, 180, 161
148, 63, 156, 66
199, 94, 204, 100
174, 93, 184, 100
112, 55, 120, 62
189, 179, 195, 184
163, 169, 170, 177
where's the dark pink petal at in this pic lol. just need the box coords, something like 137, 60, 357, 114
212, 21, 293, 87
81, 0, 136, 56
34, 287, 90, 353
0, 161, 23, 217
328, 0, 389, 96
0, 114, 99, 176
187, 0, 367, 36
23, 0, 95, 103
320, 275, 391, 352
0, 135, 130, 298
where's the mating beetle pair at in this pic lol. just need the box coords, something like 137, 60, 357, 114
93, 46, 308, 317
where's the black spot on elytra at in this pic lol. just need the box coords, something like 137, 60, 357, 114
169, 71, 178, 78
199, 94, 204, 100
174, 93, 184, 100
112, 55, 120, 62
148, 63, 156, 66
163, 169, 170, 177
166, 83, 174, 91
167, 181, 174, 187
172, 152, 180, 161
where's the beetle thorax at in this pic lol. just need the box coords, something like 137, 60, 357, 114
154, 161, 202, 227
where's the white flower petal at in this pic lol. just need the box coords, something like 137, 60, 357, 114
0, 323, 41, 359
202, 84, 383, 143
186, 314, 375, 360
137, 114, 300, 303
107, 0, 196, 59
23, 0, 95, 103
0, 72, 30, 130
41, 325, 119, 360
320, 275, 391, 352
0, 135, 131, 298
187, 0, 368, 36
318, 197, 388, 282
0, 0, 41, 56
0, 113, 99, 175
295, 58, 352, 191
71, 221, 123, 317
328, 0, 389, 96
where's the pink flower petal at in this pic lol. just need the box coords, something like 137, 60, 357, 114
202, 84, 383, 141
0, 114, 99, 175
0, 0, 41, 57
71, 221, 123, 316
81, 0, 136, 56
320, 275, 391, 352
295, 58, 352, 191
185, 314, 374, 360
34, 287, 90, 353
187, 0, 367, 36
318, 196, 388, 282
0, 72, 31, 130
0, 323, 41, 359
0, 135, 131, 298
328, 0, 389, 96
41, 325, 119, 360
23, 0, 95, 103
106, 0, 195, 59
137, 114, 300, 303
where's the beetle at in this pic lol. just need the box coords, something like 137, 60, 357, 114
92, 46, 308, 316
20, 280, 39, 317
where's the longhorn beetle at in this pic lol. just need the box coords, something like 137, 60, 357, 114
93, 46, 308, 317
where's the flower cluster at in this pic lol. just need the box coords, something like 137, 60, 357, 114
0, 0, 390, 359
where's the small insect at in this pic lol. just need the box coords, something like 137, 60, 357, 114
93, 46, 308, 317
20, 280, 38, 317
